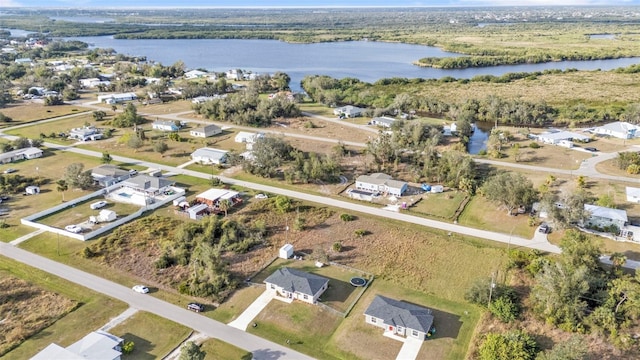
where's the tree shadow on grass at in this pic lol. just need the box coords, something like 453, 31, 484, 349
119, 333, 155, 360
400, 302, 463, 340
251, 348, 287, 360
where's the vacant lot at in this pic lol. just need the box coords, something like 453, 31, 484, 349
36, 199, 141, 230
408, 190, 468, 220
200, 338, 252, 360
109, 311, 192, 360
0, 257, 127, 360
0, 101, 90, 126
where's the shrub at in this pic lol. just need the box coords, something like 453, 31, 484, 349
154, 252, 174, 269
529, 142, 540, 149
82, 247, 97, 258
489, 296, 520, 323
340, 213, 354, 222
122, 341, 135, 355
354, 229, 368, 237
332, 242, 343, 252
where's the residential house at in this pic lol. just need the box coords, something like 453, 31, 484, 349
121, 175, 175, 196
627, 187, 640, 203
364, 295, 434, 341
91, 165, 131, 187
584, 204, 628, 230
190, 124, 222, 138
234, 131, 264, 149
191, 147, 228, 165
79, 78, 110, 88
535, 130, 591, 145
333, 105, 364, 118
370, 116, 396, 128
355, 173, 408, 197
97, 92, 137, 104
591, 121, 640, 139
195, 188, 242, 211
0, 147, 43, 164
185, 69, 207, 79
226, 69, 241, 80
31, 330, 124, 360
14, 57, 32, 65
152, 120, 180, 132
69, 126, 103, 141
264, 267, 329, 304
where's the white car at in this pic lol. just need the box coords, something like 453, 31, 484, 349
90, 201, 108, 210
254, 193, 268, 199
132, 285, 149, 294
65, 224, 83, 233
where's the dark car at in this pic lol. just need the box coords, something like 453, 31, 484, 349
187, 302, 204, 312
538, 224, 550, 234
584, 147, 598, 152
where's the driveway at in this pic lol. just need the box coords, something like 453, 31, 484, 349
228, 289, 275, 331
0, 242, 314, 360
383, 331, 423, 360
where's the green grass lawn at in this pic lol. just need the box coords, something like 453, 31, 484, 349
210, 285, 266, 323
201, 338, 252, 360
35, 198, 141, 229
458, 196, 535, 239
408, 191, 468, 220
109, 311, 192, 360
0, 103, 91, 126
0, 256, 128, 360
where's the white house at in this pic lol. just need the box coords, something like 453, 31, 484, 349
591, 122, 640, 139
69, 126, 103, 141
31, 330, 123, 360
190, 124, 222, 138
79, 78, 110, 88
185, 69, 207, 79
333, 105, 364, 118
355, 173, 408, 197
191, 147, 228, 165
235, 131, 264, 144
121, 175, 175, 197
536, 130, 591, 145
91, 165, 131, 187
25, 185, 40, 195
264, 267, 329, 305
0, 147, 43, 164
152, 120, 180, 132
195, 188, 241, 209
584, 204, 628, 229
364, 295, 434, 341
370, 116, 396, 128
626, 187, 640, 203
97, 92, 137, 104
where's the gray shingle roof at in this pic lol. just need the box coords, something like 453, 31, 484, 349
264, 267, 329, 297
364, 295, 434, 333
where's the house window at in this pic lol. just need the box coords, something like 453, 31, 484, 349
270, 284, 275, 289
370, 317, 376, 323
412, 330, 418, 337
304, 295, 308, 300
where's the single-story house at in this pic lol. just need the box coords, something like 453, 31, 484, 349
185, 69, 207, 79
591, 121, 640, 139
264, 267, 329, 304
190, 124, 222, 138
79, 78, 110, 88
370, 116, 396, 128
68, 126, 103, 141
97, 92, 137, 104
627, 187, 640, 203
25, 185, 40, 195
364, 295, 434, 341
536, 130, 591, 145
191, 147, 228, 165
195, 188, 242, 209
0, 147, 43, 164
91, 165, 131, 187
333, 105, 364, 118
356, 173, 408, 197
121, 175, 174, 196
235, 131, 264, 144
584, 204, 628, 229
31, 330, 123, 360
14, 57, 32, 64
152, 120, 180, 132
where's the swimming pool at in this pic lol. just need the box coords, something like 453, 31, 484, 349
118, 192, 132, 198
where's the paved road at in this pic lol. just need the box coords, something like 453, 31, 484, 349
0, 242, 313, 360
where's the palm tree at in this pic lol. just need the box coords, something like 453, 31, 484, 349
609, 252, 627, 274
56, 179, 68, 202
218, 199, 232, 217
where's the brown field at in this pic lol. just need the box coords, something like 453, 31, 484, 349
135, 100, 195, 115
0, 101, 91, 125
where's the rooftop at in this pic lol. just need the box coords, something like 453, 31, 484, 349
264, 267, 329, 297
364, 295, 434, 333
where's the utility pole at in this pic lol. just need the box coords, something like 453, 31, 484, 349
488, 272, 496, 307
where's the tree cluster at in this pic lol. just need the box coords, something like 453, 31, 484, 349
111, 103, 145, 128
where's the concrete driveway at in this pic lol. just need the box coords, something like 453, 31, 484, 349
228, 289, 274, 331
383, 331, 423, 360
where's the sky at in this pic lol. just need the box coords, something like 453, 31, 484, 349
2, 0, 640, 8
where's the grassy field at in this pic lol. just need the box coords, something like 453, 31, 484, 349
209, 285, 266, 323
136, 100, 195, 115
0, 256, 128, 360
200, 338, 252, 360
109, 311, 192, 359
408, 190, 467, 220
36, 199, 141, 229
0, 102, 91, 126
458, 196, 535, 239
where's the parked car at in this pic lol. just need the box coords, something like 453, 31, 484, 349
187, 302, 205, 312
132, 285, 149, 294
90, 201, 108, 210
65, 224, 83, 233
254, 193, 268, 199
538, 223, 550, 234
3, 168, 16, 174
129, 169, 138, 176
584, 147, 598, 152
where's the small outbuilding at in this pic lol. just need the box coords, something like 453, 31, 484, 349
430, 185, 444, 193
25, 185, 40, 195
280, 244, 294, 259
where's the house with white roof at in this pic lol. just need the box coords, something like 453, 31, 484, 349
234, 131, 264, 149
195, 188, 241, 208
152, 120, 180, 132
191, 147, 228, 165
69, 126, 103, 141
355, 173, 408, 197
536, 130, 591, 146
583, 204, 628, 229
627, 187, 640, 203
31, 330, 123, 360
185, 69, 207, 79
264, 267, 329, 304
333, 105, 364, 118
364, 295, 434, 341
591, 121, 640, 139
190, 124, 222, 138
97, 92, 137, 104
0, 147, 43, 164
370, 116, 396, 128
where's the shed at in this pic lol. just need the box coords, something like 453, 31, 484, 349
172, 196, 186, 206
25, 185, 40, 195
280, 244, 294, 259
430, 185, 444, 193
187, 203, 209, 220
